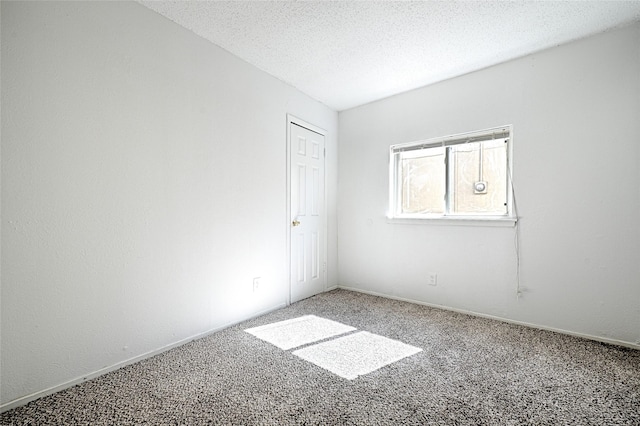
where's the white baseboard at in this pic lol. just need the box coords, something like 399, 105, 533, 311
338, 285, 640, 350
5, 287, 636, 413
0, 302, 286, 413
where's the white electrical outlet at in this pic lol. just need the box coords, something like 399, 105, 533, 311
253, 277, 261, 292
428, 273, 438, 286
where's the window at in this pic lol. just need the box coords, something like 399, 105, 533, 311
389, 126, 513, 221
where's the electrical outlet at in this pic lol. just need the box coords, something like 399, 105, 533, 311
428, 273, 438, 286
253, 277, 261, 292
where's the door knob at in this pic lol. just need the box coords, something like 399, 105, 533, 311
292, 220, 301, 227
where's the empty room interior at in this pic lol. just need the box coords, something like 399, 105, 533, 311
1, 1, 639, 424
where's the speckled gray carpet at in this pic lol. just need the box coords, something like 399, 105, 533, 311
2, 289, 639, 425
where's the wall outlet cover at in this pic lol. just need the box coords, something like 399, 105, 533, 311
428, 274, 437, 286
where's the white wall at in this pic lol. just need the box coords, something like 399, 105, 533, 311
338, 23, 640, 347
1, 1, 337, 407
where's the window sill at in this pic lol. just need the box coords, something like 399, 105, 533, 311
386, 216, 517, 227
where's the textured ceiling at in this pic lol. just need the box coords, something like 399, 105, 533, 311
138, 1, 640, 111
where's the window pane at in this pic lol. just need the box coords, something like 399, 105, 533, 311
400, 148, 445, 214
450, 140, 507, 215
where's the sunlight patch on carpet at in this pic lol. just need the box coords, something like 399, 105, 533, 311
293, 331, 422, 380
244, 315, 356, 350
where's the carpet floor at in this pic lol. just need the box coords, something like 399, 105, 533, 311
2, 289, 639, 425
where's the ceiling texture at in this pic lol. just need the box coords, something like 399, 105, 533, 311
138, 1, 640, 111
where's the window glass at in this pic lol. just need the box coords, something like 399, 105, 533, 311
450, 139, 507, 215
400, 148, 445, 214
389, 126, 512, 220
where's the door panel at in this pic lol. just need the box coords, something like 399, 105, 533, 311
290, 122, 325, 303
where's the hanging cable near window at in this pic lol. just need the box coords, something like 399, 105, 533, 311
505, 137, 521, 298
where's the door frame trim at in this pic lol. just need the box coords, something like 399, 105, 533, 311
286, 114, 328, 305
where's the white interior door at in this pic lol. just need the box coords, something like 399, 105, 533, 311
289, 121, 326, 303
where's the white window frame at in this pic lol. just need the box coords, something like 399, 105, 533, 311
388, 125, 516, 226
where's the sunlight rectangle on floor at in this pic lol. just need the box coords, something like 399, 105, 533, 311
244, 315, 356, 350
292, 331, 422, 380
